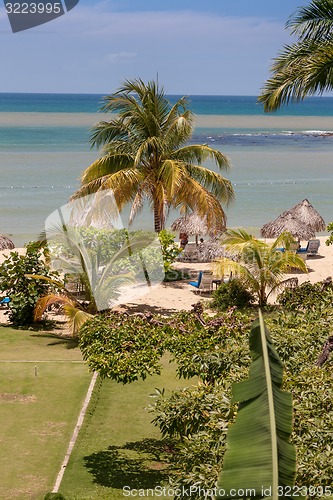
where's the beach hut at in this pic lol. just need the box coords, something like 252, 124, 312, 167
171, 212, 225, 245
0, 235, 15, 250
261, 199, 326, 240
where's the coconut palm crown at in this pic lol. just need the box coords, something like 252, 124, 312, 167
72, 78, 234, 232
258, 0, 333, 111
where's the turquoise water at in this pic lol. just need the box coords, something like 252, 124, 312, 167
0, 93, 333, 246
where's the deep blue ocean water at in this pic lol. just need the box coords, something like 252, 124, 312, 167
0, 93, 332, 246
1, 92, 333, 116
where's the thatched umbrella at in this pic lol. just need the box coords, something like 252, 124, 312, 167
171, 212, 225, 244
261, 199, 325, 240
261, 213, 316, 240
288, 199, 326, 232
0, 235, 15, 250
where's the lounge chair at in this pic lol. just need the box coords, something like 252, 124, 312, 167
189, 271, 213, 295
188, 271, 203, 289
0, 297, 11, 308
297, 239, 320, 257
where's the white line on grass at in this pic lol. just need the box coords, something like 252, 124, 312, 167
52, 371, 98, 493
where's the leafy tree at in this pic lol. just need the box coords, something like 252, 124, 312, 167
212, 229, 307, 305
258, 0, 333, 111
71, 78, 234, 232
79, 312, 165, 383
0, 243, 60, 326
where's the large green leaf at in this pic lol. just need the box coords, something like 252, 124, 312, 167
217, 310, 298, 500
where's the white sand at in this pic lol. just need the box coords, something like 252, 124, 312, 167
0, 237, 331, 324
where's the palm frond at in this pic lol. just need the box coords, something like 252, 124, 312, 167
286, 0, 333, 41
258, 38, 333, 111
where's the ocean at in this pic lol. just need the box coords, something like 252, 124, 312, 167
0, 93, 333, 246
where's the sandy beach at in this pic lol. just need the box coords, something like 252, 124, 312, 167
1, 236, 331, 325
2, 112, 333, 130
114, 235, 333, 313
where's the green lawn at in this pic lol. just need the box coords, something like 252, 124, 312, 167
0, 325, 92, 500
60, 356, 192, 500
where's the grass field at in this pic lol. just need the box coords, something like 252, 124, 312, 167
60, 355, 192, 500
0, 325, 92, 500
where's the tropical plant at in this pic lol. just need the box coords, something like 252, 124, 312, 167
277, 279, 333, 310
216, 311, 297, 499
71, 78, 234, 232
211, 278, 255, 310
158, 229, 182, 274
0, 243, 61, 326
212, 229, 307, 305
325, 221, 333, 246
31, 226, 144, 335
79, 312, 165, 383
258, 0, 333, 111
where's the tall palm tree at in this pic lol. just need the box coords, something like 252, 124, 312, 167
71, 79, 234, 232
212, 229, 307, 305
258, 0, 333, 111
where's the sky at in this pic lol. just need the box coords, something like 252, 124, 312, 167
0, 0, 309, 95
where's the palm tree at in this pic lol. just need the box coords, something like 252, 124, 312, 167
258, 0, 333, 111
71, 78, 234, 232
30, 226, 143, 335
212, 229, 307, 305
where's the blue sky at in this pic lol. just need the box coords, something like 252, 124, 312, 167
0, 0, 308, 95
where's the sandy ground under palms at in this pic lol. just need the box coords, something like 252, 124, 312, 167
0, 236, 332, 325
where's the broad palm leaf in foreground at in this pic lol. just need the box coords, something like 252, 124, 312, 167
71, 79, 234, 232
212, 229, 307, 305
258, 0, 333, 111
217, 311, 298, 500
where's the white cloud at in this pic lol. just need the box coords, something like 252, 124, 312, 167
106, 51, 137, 63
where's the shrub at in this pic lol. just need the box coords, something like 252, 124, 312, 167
0, 242, 60, 326
149, 308, 332, 495
79, 312, 166, 383
211, 278, 255, 310
277, 280, 333, 311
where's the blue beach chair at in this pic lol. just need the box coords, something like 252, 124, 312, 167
188, 271, 203, 289
0, 297, 11, 307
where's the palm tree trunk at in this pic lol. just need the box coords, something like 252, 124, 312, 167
153, 203, 163, 233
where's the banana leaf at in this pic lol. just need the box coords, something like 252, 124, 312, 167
217, 310, 300, 500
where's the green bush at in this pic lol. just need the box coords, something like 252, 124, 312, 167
211, 278, 255, 310
0, 242, 60, 326
79, 306, 332, 494
277, 280, 333, 311
79, 312, 166, 383
149, 308, 332, 496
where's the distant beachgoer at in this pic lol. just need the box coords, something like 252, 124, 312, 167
180, 233, 188, 249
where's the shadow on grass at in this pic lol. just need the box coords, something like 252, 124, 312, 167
84, 438, 172, 489
31, 333, 79, 349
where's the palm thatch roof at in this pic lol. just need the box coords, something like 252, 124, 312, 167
261, 199, 326, 239
170, 212, 225, 237
261, 213, 315, 240
0, 235, 15, 250
288, 199, 326, 232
